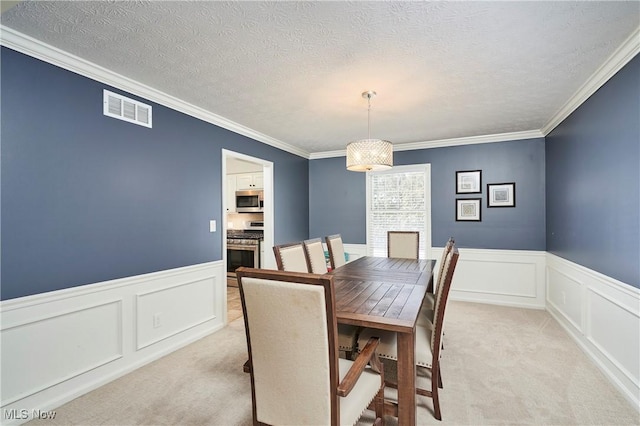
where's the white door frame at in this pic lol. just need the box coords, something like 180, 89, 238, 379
221, 149, 275, 271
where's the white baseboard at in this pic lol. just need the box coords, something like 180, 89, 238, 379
545, 253, 640, 411
0, 261, 226, 424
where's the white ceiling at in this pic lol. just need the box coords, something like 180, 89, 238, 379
1, 1, 639, 158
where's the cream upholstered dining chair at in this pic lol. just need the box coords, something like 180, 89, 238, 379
303, 238, 330, 274
418, 237, 455, 323
303, 238, 361, 360
356, 247, 460, 421
236, 267, 385, 426
273, 241, 309, 273
416, 238, 455, 388
325, 234, 346, 270
387, 231, 420, 259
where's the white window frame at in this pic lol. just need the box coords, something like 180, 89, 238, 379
365, 164, 432, 259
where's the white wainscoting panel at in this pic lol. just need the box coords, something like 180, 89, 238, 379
136, 277, 216, 349
448, 248, 546, 309
546, 253, 640, 411
328, 246, 639, 408
0, 261, 225, 425
339, 245, 546, 308
1, 300, 123, 407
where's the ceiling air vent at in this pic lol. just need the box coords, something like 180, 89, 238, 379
103, 89, 152, 128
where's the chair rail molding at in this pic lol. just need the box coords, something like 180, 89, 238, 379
0, 260, 226, 424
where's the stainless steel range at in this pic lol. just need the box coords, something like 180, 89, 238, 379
227, 230, 263, 277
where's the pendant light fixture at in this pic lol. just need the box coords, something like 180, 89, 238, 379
346, 90, 393, 172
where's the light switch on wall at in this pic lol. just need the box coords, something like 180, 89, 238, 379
209, 220, 216, 232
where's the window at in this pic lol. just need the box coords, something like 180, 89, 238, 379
366, 164, 431, 258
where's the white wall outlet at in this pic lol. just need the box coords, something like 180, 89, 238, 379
153, 313, 161, 328
209, 220, 216, 232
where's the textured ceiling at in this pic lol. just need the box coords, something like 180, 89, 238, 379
1, 1, 639, 156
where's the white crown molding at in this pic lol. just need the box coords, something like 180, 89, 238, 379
309, 130, 544, 160
541, 26, 640, 136
2, 24, 637, 161
309, 149, 350, 160
394, 130, 545, 152
0, 25, 310, 159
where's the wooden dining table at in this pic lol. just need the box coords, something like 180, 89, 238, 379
328, 256, 436, 426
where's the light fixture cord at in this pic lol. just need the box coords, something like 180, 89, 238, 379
367, 93, 371, 140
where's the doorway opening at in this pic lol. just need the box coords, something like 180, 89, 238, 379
222, 150, 275, 289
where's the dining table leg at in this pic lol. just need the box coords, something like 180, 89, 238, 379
396, 329, 417, 425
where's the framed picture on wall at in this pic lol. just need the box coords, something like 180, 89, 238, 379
456, 170, 482, 194
487, 182, 516, 207
456, 198, 482, 221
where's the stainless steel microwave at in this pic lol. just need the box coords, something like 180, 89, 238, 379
236, 190, 264, 212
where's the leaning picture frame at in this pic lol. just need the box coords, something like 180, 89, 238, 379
456, 198, 482, 221
487, 182, 516, 207
456, 170, 482, 194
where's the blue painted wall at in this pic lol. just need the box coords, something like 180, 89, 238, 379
1, 48, 309, 300
546, 55, 640, 288
310, 138, 546, 250
3, 46, 638, 299
309, 157, 367, 244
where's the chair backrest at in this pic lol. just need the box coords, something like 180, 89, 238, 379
435, 237, 455, 289
273, 241, 309, 272
304, 238, 328, 274
325, 234, 346, 269
387, 231, 420, 259
431, 247, 459, 360
236, 267, 340, 425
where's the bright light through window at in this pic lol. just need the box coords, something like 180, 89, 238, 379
366, 164, 431, 258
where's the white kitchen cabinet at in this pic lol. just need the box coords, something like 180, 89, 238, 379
226, 175, 236, 213
235, 172, 263, 190
252, 173, 264, 189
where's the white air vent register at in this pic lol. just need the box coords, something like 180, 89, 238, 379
103, 89, 152, 128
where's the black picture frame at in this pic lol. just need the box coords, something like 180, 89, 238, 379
456, 170, 482, 194
487, 182, 516, 207
456, 198, 482, 221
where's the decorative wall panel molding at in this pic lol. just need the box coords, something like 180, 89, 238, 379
1, 300, 123, 407
135, 277, 216, 350
343, 245, 546, 308
0, 261, 225, 424
546, 253, 639, 411
449, 248, 546, 309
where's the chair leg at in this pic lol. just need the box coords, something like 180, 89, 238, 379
432, 366, 442, 420
386, 366, 443, 420
374, 386, 385, 426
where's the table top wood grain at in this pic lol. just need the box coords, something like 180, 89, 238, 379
328, 256, 436, 332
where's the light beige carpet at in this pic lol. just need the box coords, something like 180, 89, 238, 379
27, 301, 639, 426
